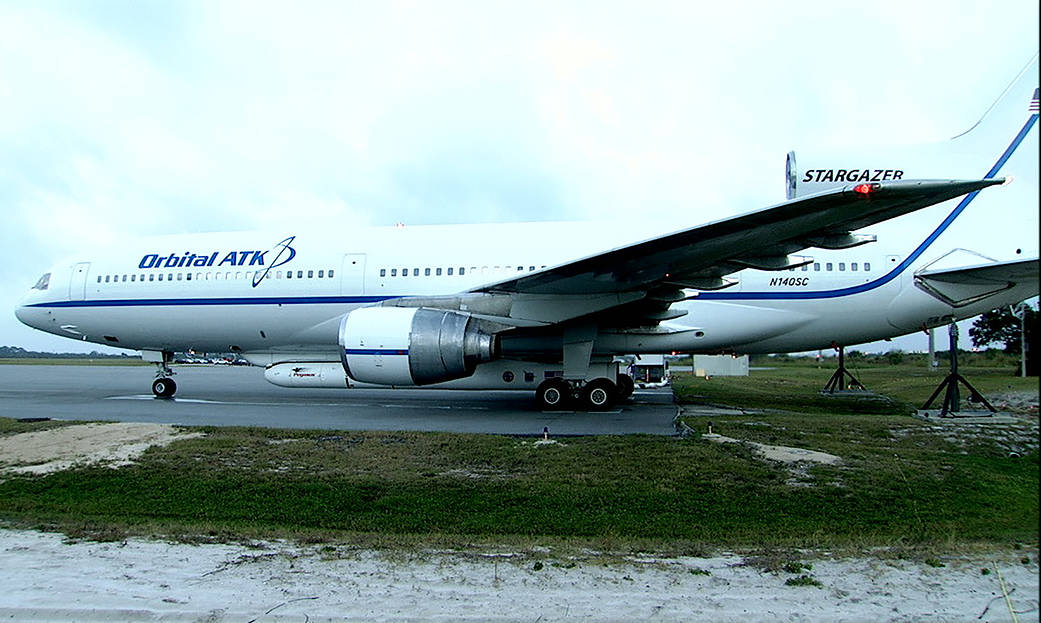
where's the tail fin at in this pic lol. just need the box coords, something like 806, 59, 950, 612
786, 54, 1039, 200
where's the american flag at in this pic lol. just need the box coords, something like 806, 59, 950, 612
1031, 88, 1039, 113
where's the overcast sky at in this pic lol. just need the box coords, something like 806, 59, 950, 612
1, 0, 1038, 354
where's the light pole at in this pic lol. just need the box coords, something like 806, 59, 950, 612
1011, 304, 1028, 377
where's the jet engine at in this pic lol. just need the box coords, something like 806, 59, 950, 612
338, 307, 498, 386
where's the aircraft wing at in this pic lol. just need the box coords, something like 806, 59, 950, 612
383, 178, 1005, 326
474, 178, 1004, 295
914, 257, 1039, 307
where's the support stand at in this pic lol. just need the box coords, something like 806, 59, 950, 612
822, 345, 866, 393
921, 322, 996, 416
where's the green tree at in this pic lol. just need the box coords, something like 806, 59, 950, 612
969, 303, 1036, 376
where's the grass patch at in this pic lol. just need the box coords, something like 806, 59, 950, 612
785, 575, 822, 587
0, 358, 148, 366
674, 361, 1036, 415
0, 363, 1035, 551
0, 415, 1036, 550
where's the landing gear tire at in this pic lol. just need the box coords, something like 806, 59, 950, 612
616, 374, 635, 401
583, 378, 616, 411
152, 378, 176, 398
536, 378, 571, 411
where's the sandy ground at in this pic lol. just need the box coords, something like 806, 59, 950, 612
0, 530, 1037, 622
0, 423, 203, 476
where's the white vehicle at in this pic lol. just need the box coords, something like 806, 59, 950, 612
15, 69, 1039, 411
631, 355, 670, 389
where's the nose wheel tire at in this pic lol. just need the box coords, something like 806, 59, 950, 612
152, 378, 176, 398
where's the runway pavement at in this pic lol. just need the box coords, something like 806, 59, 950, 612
0, 364, 679, 435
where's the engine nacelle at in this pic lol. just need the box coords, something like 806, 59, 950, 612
339, 307, 498, 386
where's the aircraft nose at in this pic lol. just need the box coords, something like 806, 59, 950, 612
14, 297, 44, 330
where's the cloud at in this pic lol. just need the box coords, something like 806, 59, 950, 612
1, 0, 1038, 350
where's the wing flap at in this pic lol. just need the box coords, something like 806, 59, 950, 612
914, 257, 1039, 307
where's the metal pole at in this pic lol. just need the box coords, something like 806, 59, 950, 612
1018, 305, 1027, 378
928, 327, 936, 370
948, 322, 960, 413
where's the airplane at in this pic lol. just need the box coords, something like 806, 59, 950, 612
15, 67, 1039, 411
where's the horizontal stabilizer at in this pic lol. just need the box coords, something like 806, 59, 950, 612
914, 257, 1039, 307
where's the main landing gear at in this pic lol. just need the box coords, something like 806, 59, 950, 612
150, 351, 177, 398
535, 374, 634, 411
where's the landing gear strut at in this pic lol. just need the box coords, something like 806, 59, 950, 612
151, 351, 177, 398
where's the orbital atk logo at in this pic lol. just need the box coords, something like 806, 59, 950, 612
137, 236, 298, 288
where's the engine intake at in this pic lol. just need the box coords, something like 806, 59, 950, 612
339, 307, 498, 386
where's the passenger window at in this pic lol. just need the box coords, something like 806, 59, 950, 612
412, 268, 419, 277
275, 271, 281, 279
529, 266, 535, 271
826, 262, 833, 271
838, 263, 845, 272
851, 263, 858, 271
864, 262, 871, 271
97, 276, 102, 283
813, 263, 820, 271
401, 267, 407, 275
436, 267, 442, 276
447, 267, 453, 275
131, 275, 136, 282
380, 269, 387, 277
121, 275, 126, 282
318, 270, 324, 278
517, 266, 523, 272
186, 273, 191, 281
308, 270, 314, 278
149, 274, 155, 282
391, 269, 397, 277
328, 269, 334, 278
286, 271, 292, 279
425, 268, 431, 276
105, 275, 110, 283
176, 273, 182, 281
158, 274, 164, 281
801, 265, 808, 271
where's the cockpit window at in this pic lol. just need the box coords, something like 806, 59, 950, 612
32, 273, 51, 290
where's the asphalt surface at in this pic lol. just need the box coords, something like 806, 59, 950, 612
0, 364, 679, 435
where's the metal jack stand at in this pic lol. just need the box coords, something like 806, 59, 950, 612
822, 345, 867, 393
921, 322, 996, 416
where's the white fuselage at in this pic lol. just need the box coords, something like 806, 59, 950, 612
15, 219, 1034, 374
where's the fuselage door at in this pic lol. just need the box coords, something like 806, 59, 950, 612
69, 262, 90, 300
340, 254, 366, 295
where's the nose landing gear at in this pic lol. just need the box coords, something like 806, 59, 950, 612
148, 351, 177, 398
